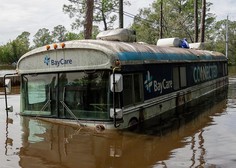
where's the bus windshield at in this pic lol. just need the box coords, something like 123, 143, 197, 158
21, 71, 111, 120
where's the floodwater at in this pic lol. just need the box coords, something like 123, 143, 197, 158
1, 67, 236, 168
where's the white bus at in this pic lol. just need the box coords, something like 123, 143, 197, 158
6, 29, 228, 130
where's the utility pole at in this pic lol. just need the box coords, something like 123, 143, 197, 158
194, 0, 198, 42
160, 0, 163, 39
200, 0, 206, 42
119, 0, 124, 28
226, 15, 229, 58
84, 0, 94, 39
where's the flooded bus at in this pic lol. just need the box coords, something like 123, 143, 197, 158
6, 29, 228, 130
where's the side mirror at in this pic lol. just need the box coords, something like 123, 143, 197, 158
110, 108, 123, 119
110, 74, 123, 92
5, 78, 11, 93
3, 74, 17, 115
7, 106, 13, 112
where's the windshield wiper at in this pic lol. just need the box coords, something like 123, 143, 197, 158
40, 100, 51, 111
60, 101, 83, 126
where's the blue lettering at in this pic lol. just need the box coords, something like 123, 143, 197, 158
144, 71, 173, 95
49, 58, 72, 67
51, 60, 55, 66
193, 65, 218, 83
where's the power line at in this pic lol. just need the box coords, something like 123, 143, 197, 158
112, 9, 155, 25
123, 12, 155, 25
94, 1, 155, 26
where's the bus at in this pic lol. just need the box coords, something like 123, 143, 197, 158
6, 29, 228, 130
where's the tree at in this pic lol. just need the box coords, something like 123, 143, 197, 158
92, 26, 100, 39
209, 20, 236, 65
63, 0, 130, 31
65, 32, 83, 41
84, 0, 94, 39
131, 0, 215, 44
52, 25, 67, 42
33, 28, 53, 48
0, 32, 30, 64
63, 26, 99, 41
131, 7, 159, 44
16, 31, 31, 49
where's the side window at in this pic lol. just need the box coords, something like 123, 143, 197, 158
134, 74, 143, 103
123, 73, 143, 107
173, 67, 180, 90
180, 67, 187, 87
123, 74, 133, 106
173, 66, 187, 90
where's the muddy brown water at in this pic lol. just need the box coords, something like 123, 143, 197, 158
1, 67, 236, 168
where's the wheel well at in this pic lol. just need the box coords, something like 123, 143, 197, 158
128, 117, 139, 127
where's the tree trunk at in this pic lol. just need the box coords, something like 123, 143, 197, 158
200, 0, 206, 42
84, 0, 94, 39
194, 0, 199, 42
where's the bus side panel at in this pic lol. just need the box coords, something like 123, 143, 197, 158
143, 64, 173, 101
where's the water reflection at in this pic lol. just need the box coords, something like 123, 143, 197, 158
17, 87, 227, 168
5, 118, 14, 156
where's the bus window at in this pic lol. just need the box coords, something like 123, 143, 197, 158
123, 73, 143, 107
22, 74, 58, 116
180, 67, 187, 87
123, 74, 133, 106
173, 66, 187, 90
173, 67, 180, 90
134, 74, 143, 103
22, 71, 110, 120
60, 71, 110, 120
28, 81, 46, 104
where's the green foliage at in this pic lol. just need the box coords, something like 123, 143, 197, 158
63, 0, 130, 30
208, 20, 236, 64
91, 26, 100, 39
0, 32, 30, 64
65, 32, 83, 41
52, 25, 67, 42
131, 0, 215, 44
64, 26, 100, 40
33, 28, 53, 48
131, 7, 159, 44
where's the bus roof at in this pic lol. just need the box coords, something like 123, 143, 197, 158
17, 40, 227, 74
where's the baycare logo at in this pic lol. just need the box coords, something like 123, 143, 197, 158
144, 71, 153, 93
44, 55, 72, 67
144, 71, 173, 94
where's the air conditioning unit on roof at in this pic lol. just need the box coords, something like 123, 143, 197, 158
96, 28, 136, 42
189, 42, 205, 49
157, 38, 181, 47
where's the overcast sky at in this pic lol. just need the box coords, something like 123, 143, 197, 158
0, 0, 235, 45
